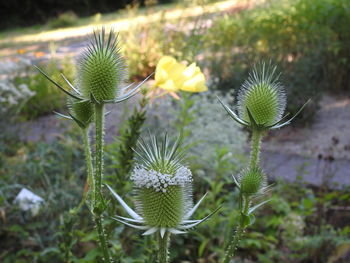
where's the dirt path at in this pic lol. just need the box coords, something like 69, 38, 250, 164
262, 94, 350, 187
15, 93, 350, 188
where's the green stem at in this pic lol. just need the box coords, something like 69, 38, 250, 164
95, 103, 105, 203
73, 128, 95, 213
82, 127, 95, 206
94, 103, 111, 263
158, 232, 170, 263
249, 129, 262, 169
223, 197, 250, 263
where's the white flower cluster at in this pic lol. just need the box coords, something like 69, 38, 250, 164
131, 165, 193, 193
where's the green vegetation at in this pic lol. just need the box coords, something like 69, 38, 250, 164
1, 0, 350, 262
204, 0, 350, 121
16, 57, 75, 119
1, 124, 349, 262
47, 12, 79, 29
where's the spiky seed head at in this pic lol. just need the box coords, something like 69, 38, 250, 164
131, 134, 193, 228
67, 97, 94, 128
238, 62, 286, 127
77, 28, 126, 102
134, 133, 187, 175
239, 166, 266, 196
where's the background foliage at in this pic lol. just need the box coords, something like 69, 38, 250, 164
0, 0, 174, 30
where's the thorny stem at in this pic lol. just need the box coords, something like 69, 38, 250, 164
72, 128, 95, 213
249, 129, 262, 169
158, 232, 170, 263
95, 103, 105, 203
94, 103, 112, 263
223, 197, 250, 263
82, 127, 95, 206
224, 129, 262, 263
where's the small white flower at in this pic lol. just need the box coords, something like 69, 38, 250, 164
14, 188, 44, 216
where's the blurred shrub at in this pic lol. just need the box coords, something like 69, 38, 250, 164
0, 59, 35, 122
18, 57, 75, 120
0, 0, 174, 30
121, 3, 206, 80
203, 0, 350, 122
47, 11, 78, 29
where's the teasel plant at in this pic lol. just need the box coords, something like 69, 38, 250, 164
35, 28, 152, 263
218, 62, 310, 263
107, 133, 220, 263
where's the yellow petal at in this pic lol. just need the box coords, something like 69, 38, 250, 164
155, 56, 177, 85
183, 63, 197, 78
181, 72, 208, 92
155, 68, 169, 86
159, 79, 178, 92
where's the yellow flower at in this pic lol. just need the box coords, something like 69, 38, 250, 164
154, 56, 208, 93
181, 62, 208, 92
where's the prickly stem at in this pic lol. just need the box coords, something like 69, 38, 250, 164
95, 103, 105, 202
95, 216, 112, 263
71, 127, 95, 214
158, 232, 170, 263
94, 103, 111, 263
223, 197, 250, 263
249, 129, 262, 169
82, 127, 95, 206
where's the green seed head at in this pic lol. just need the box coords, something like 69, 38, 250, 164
67, 97, 94, 128
135, 185, 190, 228
238, 63, 286, 127
239, 167, 266, 196
131, 133, 192, 228
77, 28, 126, 102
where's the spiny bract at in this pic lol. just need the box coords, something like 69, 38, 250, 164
238, 63, 286, 127
77, 28, 126, 102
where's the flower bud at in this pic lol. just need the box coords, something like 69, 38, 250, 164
77, 28, 126, 102
238, 63, 286, 127
239, 167, 266, 196
67, 97, 94, 128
